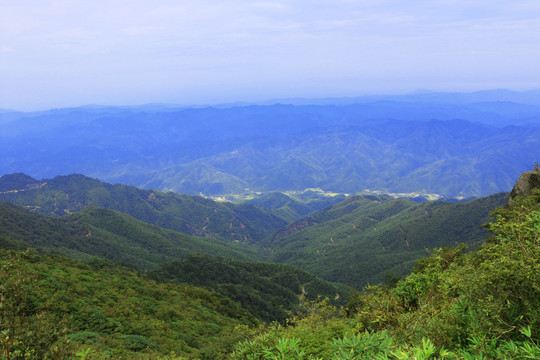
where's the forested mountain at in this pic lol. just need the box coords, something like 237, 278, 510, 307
2, 94, 539, 197
0, 173, 508, 288
0, 249, 255, 359
0, 200, 351, 323
230, 185, 540, 359
1, 171, 538, 359
0, 102, 536, 357
265, 192, 507, 287
0, 173, 287, 243
0, 201, 256, 268
148, 253, 350, 323
244, 191, 346, 222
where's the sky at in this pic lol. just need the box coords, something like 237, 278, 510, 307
1, 0, 540, 110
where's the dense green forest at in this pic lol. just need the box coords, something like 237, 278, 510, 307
266, 192, 506, 287
0, 187, 538, 359
0, 173, 507, 289
0, 173, 287, 243
0, 200, 348, 324
147, 253, 350, 323
0, 250, 254, 359
0, 201, 257, 267
1, 170, 538, 358
229, 188, 540, 359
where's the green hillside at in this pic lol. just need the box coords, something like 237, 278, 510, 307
0, 200, 352, 323
0, 201, 256, 268
266, 193, 507, 287
0, 173, 287, 243
245, 191, 346, 223
148, 253, 350, 323
0, 249, 254, 359
229, 188, 540, 359
0, 172, 508, 288
1, 180, 538, 359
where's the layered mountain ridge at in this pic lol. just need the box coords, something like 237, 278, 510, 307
0, 173, 286, 243
2, 98, 539, 197
0, 173, 506, 288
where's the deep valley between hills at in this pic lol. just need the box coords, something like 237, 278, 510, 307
0, 173, 505, 289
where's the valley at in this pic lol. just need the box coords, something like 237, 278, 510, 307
0, 173, 506, 289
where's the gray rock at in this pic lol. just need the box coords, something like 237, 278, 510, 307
506, 169, 540, 207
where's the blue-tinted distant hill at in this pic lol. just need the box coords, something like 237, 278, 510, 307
1, 90, 539, 197
267, 89, 540, 108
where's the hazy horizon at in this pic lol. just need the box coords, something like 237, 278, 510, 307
2, 1, 540, 111
2, 87, 540, 113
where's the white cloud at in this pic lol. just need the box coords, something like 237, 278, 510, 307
0, 0, 539, 110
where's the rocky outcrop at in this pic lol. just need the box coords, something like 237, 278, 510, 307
506, 169, 540, 207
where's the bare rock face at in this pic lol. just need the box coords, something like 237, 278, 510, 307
506, 169, 540, 207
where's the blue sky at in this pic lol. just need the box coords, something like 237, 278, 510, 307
1, 0, 540, 110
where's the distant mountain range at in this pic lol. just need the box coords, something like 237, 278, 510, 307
265, 89, 540, 108
1, 91, 539, 197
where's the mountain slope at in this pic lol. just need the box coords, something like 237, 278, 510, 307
0, 201, 351, 323
265, 193, 507, 287
245, 191, 346, 222
0, 172, 510, 287
0, 173, 287, 243
0, 249, 254, 359
148, 253, 350, 323
0, 201, 256, 268
227, 182, 540, 360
